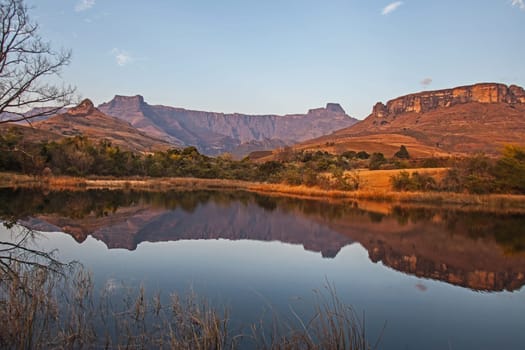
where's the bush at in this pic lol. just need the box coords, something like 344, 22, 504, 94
330, 168, 360, 191
368, 152, 386, 170
440, 155, 496, 194
341, 150, 357, 159
391, 171, 437, 191
493, 145, 525, 194
394, 145, 410, 159
356, 151, 370, 160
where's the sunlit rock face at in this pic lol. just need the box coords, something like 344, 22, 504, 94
66, 99, 96, 116
371, 83, 525, 118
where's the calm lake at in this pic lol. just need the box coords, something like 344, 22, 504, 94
1, 188, 525, 349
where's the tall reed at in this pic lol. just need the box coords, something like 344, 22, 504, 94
0, 263, 373, 349
1, 225, 374, 349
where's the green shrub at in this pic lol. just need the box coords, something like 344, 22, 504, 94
394, 145, 410, 159
493, 145, 525, 194
391, 171, 437, 191
440, 154, 496, 194
369, 152, 386, 170
356, 151, 370, 160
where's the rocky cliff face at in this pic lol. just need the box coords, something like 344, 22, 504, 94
66, 99, 96, 116
371, 83, 525, 119
98, 96, 358, 156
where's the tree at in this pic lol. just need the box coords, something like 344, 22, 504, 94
0, 0, 75, 124
369, 152, 386, 170
493, 145, 525, 194
394, 145, 410, 159
356, 151, 370, 159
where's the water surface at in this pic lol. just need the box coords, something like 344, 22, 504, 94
1, 188, 524, 349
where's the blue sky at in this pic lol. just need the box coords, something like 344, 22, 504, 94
27, 0, 525, 119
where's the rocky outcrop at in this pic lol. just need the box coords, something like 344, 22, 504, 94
371, 83, 525, 119
99, 97, 358, 156
66, 99, 95, 116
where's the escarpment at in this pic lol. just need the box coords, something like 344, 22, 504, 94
371, 83, 525, 119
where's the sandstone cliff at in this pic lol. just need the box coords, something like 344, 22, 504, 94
371, 83, 525, 119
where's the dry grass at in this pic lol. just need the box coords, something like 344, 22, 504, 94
0, 173, 254, 192
1, 272, 373, 349
2, 170, 525, 212
246, 183, 525, 213
354, 168, 448, 192
296, 134, 451, 158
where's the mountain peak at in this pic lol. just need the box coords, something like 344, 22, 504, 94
325, 103, 346, 114
99, 95, 147, 113
308, 103, 348, 116
67, 99, 95, 116
113, 95, 145, 104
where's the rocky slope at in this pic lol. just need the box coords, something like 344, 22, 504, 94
294, 83, 525, 157
32, 99, 172, 152
98, 96, 358, 156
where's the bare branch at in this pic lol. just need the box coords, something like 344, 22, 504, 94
0, 0, 76, 124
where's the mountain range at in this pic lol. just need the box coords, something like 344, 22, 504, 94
2, 82, 524, 158
97, 96, 357, 156
1, 96, 358, 157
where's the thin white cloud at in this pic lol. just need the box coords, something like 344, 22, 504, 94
382, 1, 404, 15
111, 48, 133, 66
75, 0, 95, 12
420, 78, 433, 87
512, 0, 525, 10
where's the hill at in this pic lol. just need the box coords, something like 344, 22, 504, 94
31, 99, 173, 153
290, 83, 525, 158
98, 96, 358, 157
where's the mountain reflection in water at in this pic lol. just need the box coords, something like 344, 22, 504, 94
1, 188, 525, 292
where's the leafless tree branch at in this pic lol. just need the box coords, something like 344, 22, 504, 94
0, 225, 71, 290
0, 0, 76, 124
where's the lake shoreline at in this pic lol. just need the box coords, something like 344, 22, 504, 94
2, 172, 525, 212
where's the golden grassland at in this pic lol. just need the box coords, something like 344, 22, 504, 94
2, 169, 525, 212
354, 167, 448, 191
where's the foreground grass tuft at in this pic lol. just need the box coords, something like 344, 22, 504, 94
0, 227, 374, 349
